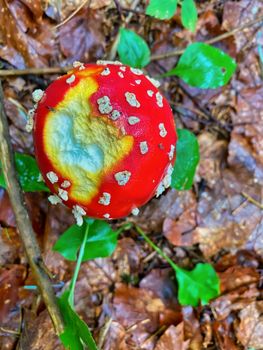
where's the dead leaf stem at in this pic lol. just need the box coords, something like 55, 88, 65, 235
241, 192, 263, 210
0, 81, 64, 336
151, 14, 263, 60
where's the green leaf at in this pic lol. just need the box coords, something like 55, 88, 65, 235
53, 218, 118, 261
164, 42, 237, 88
175, 263, 220, 306
0, 153, 49, 192
181, 0, 197, 32
117, 28, 150, 68
171, 129, 200, 190
146, 0, 177, 20
58, 290, 98, 350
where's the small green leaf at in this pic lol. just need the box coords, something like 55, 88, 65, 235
146, 0, 177, 20
0, 153, 49, 192
117, 28, 150, 68
164, 42, 237, 88
53, 218, 118, 261
181, 0, 197, 32
58, 290, 98, 350
171, 129, 199, 190
175, 263, 220, 306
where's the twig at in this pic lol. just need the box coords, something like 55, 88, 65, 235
98, 317, 113, 349
151, 14, 263, 61
0, 66, 71, 77
55, 0, 91, 29
0, 81, 64, 336
241, 192, 263, 210
108, 0, 141, 60
1, 7, 262, 78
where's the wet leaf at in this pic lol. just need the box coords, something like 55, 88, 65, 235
175, 263, 220, 306
58, 290, 98, 350
164, 43, 237, 88
146, 0, 177, 20
117, 28, 150, 68
0, 153, 49, 192
53, 218, 119, 261
171, 129, 200, 190
181, 0, 198, 32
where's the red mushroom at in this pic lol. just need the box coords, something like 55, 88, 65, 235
32, 61, 177, 224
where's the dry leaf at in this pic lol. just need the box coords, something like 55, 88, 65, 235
154, 323, 190, 350
235, 301, 263, 349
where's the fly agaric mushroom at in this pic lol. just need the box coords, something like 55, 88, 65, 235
33, 61, 177, 224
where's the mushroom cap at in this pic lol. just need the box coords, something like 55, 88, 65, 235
33, 62, 177, 220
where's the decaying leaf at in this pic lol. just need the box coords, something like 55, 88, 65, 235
154, 323, 190, 350
235, 301, 263, 349
0, 0, 56, 68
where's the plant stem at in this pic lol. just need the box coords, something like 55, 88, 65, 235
0, 81, 64, 335
135, 225, 179, 272
69, 222, 90, 307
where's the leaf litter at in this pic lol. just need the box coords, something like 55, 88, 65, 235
0, 0, 262, 349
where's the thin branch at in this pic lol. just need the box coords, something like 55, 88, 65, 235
0, 66, 71, 77
151, 14, 263, 61
55, 0, 91, 29
108, 0, 141, 60
0, 81, 64, 336
241, 192, 263, 210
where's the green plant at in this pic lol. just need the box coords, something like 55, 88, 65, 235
54, 219, 130, 349
136, 226, 220, 306
171, 129, 200, 190
145, 0, 198, 32
0, 152, 49, 192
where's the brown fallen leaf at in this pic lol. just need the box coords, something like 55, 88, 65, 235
129, 189, 193, 232
196, 132, 228, 189
235, 301, 263, 349
192, 168, 262, 257
213, 318, 239, 350
0, 189, 16, 227
182, 306, 203, 350
228, 86, 263, 185
218, 265, 260, 293
162, 190, 197, 246
154, 323, 190, 350
0, 265, 27, 323
211, 283, 259, 320
139, 269, 178, 309
0, 0, 56, 68
0, 227, 22, 266
111, 284, 181, 349
59, 8, 105, 66
18, 309, 63, 350
43, 204, 75, 281
112, 237, 145, 278
101, 320, 129, 350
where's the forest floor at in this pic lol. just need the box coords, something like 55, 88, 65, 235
0, 0, 262, 349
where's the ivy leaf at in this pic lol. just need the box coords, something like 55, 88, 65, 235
164, 42, 237, 88
0, 153, 49, 192
171, 129, 199, 190
53, 218, 119, 261
58, 290, 98, 350
175, 263, 220, 306
146, 0, 177, 20
181, 0, 198, 32
117, 28, 150, 68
